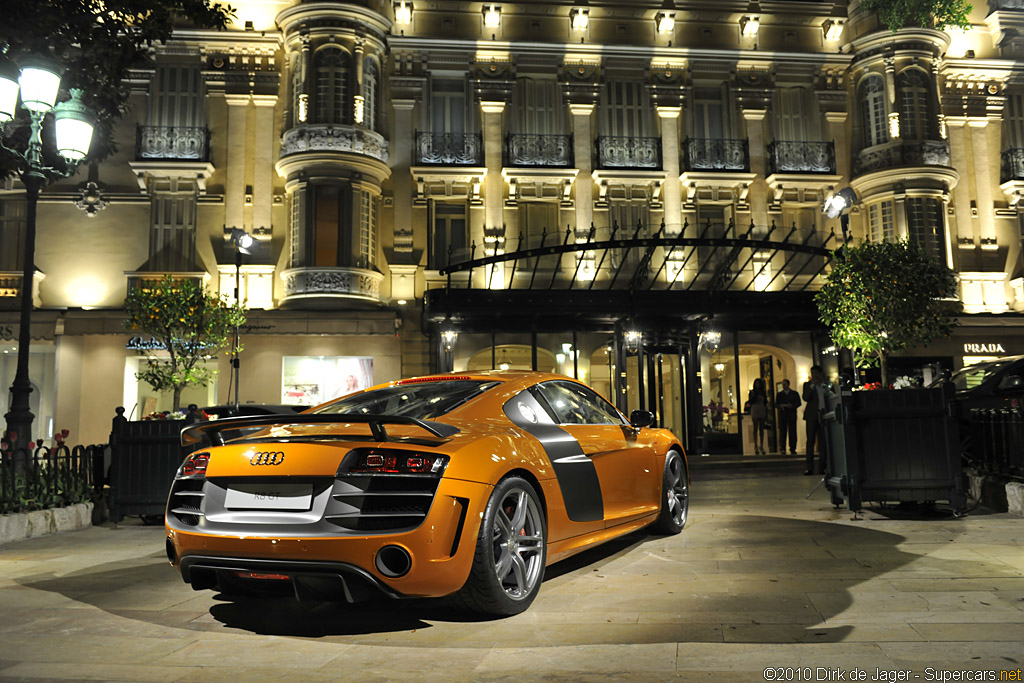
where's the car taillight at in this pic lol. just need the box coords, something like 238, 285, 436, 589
340, 449, 447, 476
177, 452, 210, 478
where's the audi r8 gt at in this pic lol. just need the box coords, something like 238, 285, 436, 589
164, 371, 689, 616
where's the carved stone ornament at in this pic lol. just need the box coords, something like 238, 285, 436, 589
280, 124, 389, 163
282, 267, 384, 301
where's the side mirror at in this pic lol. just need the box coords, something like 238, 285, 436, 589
997, 374, 1023, 391
629, 410, 654, 429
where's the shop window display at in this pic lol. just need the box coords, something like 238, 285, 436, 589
282, 356, 373, 405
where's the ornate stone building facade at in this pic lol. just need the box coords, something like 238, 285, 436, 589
1, 0, 1023, 452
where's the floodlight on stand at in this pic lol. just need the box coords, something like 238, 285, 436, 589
0, 64, 19, 122
229, 227, 255, 254
16, 58, 62, 113
53, 90, 95, 162
823, 187, 858, 218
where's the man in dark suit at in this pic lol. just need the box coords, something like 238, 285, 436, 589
802, 364, 830, 475
775, 379, 801, 455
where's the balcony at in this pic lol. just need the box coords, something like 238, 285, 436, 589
854, 139, 950, 176
280, 124, 388, 164
280, 266, 384, 309
0, 271, 45, 309
596, 136, 661, 170
415, 132, 484, 165
505, 134, 573, 168
767, 141, 836, 175
135, 125, 210, 161
1001, 148, 1024, 183
683, 138, 749, 172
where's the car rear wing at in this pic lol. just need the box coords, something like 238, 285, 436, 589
180, 413, 460, 447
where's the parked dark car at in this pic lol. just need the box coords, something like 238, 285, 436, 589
200, 404, 307, 419
938, 355, 1024, 411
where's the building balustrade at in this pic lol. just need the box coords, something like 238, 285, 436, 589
596, 136, 661, 169
682, 138, 750, 172
767, 140, 836, 175
0, 273, 22, 304
854, 139, 950, 176
505, 133, 574, 167
280, 124, 389, 163
280, 266, 384, 305
415, 132, 484, 165
135, 125, 210, 161
1001, 148, 1024, 183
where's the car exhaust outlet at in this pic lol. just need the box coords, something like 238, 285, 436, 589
165, 538, 177, 565
375, 545, 412, 578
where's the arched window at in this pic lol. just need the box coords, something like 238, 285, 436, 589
314, 46, 349, 124
860, 75, 888, 148
362, 58, 378, 130
898, 69, 931, 141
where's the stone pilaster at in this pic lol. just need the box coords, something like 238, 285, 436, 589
742, 108, 768, 228
251, 95, 277, 232
945, 117, 975, 246
225, 94, 251, 230
657, 106, 682, 235
391, 99, 416, 254
969, 118, 996, 244
570, 102, 595, 232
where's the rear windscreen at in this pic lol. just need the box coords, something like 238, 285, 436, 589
312, 380, 499, 420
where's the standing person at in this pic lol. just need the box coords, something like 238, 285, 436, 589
775, 378, 801, 455
748, 378, 768, 455
802, 364, 830, 475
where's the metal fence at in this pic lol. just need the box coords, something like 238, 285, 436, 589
0, 443, 106, 515
968, 407, 1024, 480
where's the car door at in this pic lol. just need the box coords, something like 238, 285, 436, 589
531, 381, 660, 527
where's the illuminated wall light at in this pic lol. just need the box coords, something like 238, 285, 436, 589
442, 329, 458, 352
353, 94, 364, 124
297, 94, 309, 123
656, 11, 675, 34
888, 112, 901, 138
714, 363, 726, 373
66, 277, 106, 309
483, 4, 501, 29
753, 262, 772, 292
571, 7, 589, 30
823, 19, 844, 41
394, 1, 412, 25
741, 16, 759, 37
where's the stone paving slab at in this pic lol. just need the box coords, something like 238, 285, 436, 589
1, 469, 1022, 681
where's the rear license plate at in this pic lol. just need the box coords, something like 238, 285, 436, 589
224, 484, 313, 510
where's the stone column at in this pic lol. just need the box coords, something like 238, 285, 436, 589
224, 94, 251, 230
251, 95, 277, 232
969, 118, 997, 244
570, 102, 595, 233
391, 99, 416, 254
824, 112, 849, 182
742, 108, 768, 230
945, 117, 975, 245
657, 106, 683, 235
480, 100, 506, 235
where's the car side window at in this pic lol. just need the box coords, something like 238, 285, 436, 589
531, 381, 624, 425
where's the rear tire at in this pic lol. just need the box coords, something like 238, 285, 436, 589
452, 476, 546, 616
652, 450, 689, 535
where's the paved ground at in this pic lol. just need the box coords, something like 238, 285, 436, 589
2, 459, 1023, 682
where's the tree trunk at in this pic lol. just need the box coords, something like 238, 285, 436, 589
879, 352, 889, 388
172, 387, 182, 412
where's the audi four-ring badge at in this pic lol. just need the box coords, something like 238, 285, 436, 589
164, 371, 689, 616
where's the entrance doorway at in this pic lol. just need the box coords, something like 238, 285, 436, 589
622, 345, 688, 446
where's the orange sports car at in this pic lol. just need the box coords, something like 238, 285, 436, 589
164, 371, 689, 616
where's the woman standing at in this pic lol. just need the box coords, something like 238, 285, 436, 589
748, 377, 768, 455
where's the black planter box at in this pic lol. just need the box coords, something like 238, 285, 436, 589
108, 413, 193, 522
821, 384, 965, 512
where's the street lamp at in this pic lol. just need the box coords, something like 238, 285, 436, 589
1, 59, 95, 457
227, 227, 254, 412
823, 187, 858, 245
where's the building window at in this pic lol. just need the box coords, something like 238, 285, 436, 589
311, 184, 353, 267
860, 75, 888, 148
600, 79, 654, 137
774, 87, 820, 142
692, 85, 735, 140
906, 197, 943, 261
314, 46, 350, 125
1005, 92, 1024, 148
362, 57, 379, 131
289, 187, 305, 267
897, 68, 931, 141
512, 77, 566, 134
429, 77, 470, 133
867, 200, 895, 243
149, 63, 204, 127
359, 191, 378, 269
429, 202, 468, 270
0, 199, 26, 272
149, 193, 198, 269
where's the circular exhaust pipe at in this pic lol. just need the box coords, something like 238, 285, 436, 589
165, 538, 177, 565
375, 545, 412, 578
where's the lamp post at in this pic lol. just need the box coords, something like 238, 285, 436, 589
227, 227, 253, 412
1, 59, 95, 458
823, 186, 859, 246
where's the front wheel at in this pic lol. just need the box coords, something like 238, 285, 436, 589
452, 476, 546, 616
652, 450, 689, 534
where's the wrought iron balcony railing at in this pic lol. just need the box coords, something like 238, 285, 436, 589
596, 136, 661, 170
415, 132, 484, 165
136, 125, 210, 162
1002, 148, 1024, 183
767, 141, 836, 175
854, 139, 950, 176
505, 133, 573, 167
682, 138, 750, 172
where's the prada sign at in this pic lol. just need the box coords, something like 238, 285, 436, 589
963, 343, 1007, 354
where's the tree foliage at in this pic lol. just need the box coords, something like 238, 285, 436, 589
816, 240, 959, 386
862, 0, 972, 32
124, 276, 244, 411
0, 0, 234, 174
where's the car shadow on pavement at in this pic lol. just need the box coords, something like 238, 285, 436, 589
17, 514, 965, 644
